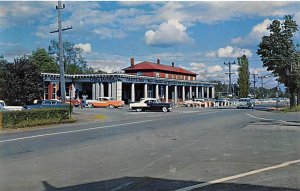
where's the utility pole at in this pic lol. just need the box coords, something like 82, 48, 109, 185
251, 73, 258, 98
258, 75, 267, 99
50, 1, 72, 103
224, 61, 236, 97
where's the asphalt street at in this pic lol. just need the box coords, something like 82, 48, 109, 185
0, 106, 299, 191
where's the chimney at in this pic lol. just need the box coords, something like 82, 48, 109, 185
157, 58, 160, 65
172, 62, 174, 67
130, 57, 134, 68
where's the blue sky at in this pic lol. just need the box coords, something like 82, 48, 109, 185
1, 1, 300, 88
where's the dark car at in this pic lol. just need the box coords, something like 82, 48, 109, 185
129, 98, 173, 112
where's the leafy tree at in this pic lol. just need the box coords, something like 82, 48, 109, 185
48, 40, 93, 74
237, 55, 250, 98
3, 56, 43, 105
257, 15, 300, 108
29, 48, 59, 73
0, 55, 7, 100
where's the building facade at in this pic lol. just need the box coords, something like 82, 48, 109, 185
42, 59, 216, 104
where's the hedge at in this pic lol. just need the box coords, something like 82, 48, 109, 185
1, 108, 71, 129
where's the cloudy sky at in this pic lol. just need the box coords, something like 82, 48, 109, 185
1, 1, 300, 88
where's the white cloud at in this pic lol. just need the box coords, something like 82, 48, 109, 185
206, 51, 217, 57
144, 19, 193, 46
232, 19, 272, 45
93, 28, 127, 39
217, 46, 252, 58
74, 43, 92, 53
87, 59, 128, 73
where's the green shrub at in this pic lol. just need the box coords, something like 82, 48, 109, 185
2, 108, 70, 128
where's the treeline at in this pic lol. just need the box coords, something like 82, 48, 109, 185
0, 40, 102, 105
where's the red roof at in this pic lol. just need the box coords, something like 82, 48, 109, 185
124, 61, 196, 75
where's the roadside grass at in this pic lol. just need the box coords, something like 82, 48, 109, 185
91, 114, 107, 120
280, 105, 300, 112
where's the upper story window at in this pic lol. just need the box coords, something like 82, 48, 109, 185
156, 72, 160, 77
165, 74, 168, 78
193, 77, 195, 80
188, 76, 190, 80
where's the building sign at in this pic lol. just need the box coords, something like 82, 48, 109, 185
90, 76, 116, 82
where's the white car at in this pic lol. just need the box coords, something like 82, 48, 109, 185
0, 100, 24, 111
237, 98, 254, 109
183, 98, 204, 107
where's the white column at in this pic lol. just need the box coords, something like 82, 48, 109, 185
155, 84, 159, 99
92, 83, 96, 100
165, 85, 169, 103
201, 86, 204, 98
71, 84, 76, 98
108, 83, 112, 97
100, 83, 104, 97
116, 81, 122, 101
131, 83, 135, 102
196, 86, 199, 98
55, 83, 59, 100
174, 85, 178, 103
144, 83, 148, 98
182, 86, 185, 101
212, 86, 215, 99
111, 82, 117, 100
206, 87, 210, 98
189, 86, 192, 99
95, 83, 100, 99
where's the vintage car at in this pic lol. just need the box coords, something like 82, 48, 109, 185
129, 98, 173, 112
183, 98, 205, 107
0, 100, 24, 111
87, 97, 124, 108
237, 98, 254, 109
65, 98, 81, 107
23, 100, 67, 110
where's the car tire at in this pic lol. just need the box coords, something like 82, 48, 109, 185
88, 103, 93, 108
136, 108, 142, 112
108, 104, 114, 109
162, 106, 168, 112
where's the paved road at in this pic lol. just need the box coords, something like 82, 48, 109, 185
0, 107, 299, 191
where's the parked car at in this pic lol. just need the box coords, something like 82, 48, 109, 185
23, 100, 67, 110
129, 98, 173, 112
87, 97, 124, 108
237, 98, 254, 109
65, 98, 81, 107
0, 100, 23, 111
183, 98, 204, 107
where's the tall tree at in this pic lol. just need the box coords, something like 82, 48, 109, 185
48, 40, 93, 74
29, 48, 59, 73
237, 55, 250, 98
3, 56, 43, 105
257, 15, 299, 108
